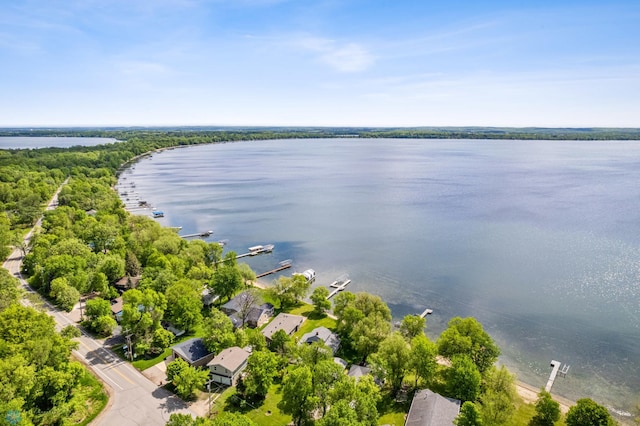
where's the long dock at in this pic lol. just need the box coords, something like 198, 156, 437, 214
180, 230, 213, 239
256, 261, 292, 278
545, 360, 561, 392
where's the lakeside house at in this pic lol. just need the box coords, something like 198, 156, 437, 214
300, 326, 341, 354
207, 346, 251, 386
171, 338, 214, 368
110, 297, 123, 322
114, 275, 141, 290
405, 389, 461, 426
221, 291, 274, 328
261, 313, 306, 342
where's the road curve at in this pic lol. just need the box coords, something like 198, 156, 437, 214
2, 179, 195, 426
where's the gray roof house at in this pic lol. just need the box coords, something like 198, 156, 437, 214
207, 346, 251, 386
220, 292, 254, 315
348, 364, 372, 380
261, 313, 306, 342
405, 389, 461, 426
171, 338, 214, 368
300, 327, 341, 354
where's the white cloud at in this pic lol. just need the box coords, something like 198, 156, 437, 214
294, 36, 374, 73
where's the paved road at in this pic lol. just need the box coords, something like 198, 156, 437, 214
2, 180, 195, 425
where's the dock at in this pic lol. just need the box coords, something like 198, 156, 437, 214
545, 360, 570, 392
327, 275, 351, 299
419, 308, 433, 318
236, 244, 275, 259
180, 230, 213, 239
256, 260, 292, 278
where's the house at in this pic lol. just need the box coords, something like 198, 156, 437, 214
207, 346, 251, 386
110, 297, 123, 322
246, 303, 274, 328
348, 364, 372, 381
171, 338, 214, 368
114, 275, 141, 290
300, 327, 341, 354
261, 313, 306, 342
405, 389, 461, 426
221, 292, 274, 328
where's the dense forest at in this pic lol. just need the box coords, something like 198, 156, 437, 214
0, 130, 629, 426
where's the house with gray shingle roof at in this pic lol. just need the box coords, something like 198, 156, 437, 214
300, 326, 341, 354
405, 389, 461, 426
261, 313, 305, 342
171, 338, 214, 367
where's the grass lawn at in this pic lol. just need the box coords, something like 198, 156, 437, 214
511, 396, 567, 426
376, 391, 411, 426
213, 384, 292, 426
289, 304, 337, 338
131, 326, 206, 370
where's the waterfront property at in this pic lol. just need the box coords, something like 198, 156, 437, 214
405, 389, 461, 426
261, 313, 306, 342
171, 338, 214, 368
207, 346, 251, 386
300, 326, 341, 354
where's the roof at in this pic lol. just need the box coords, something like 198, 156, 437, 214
221, 292, 256, 314
334, 357, 348, 369
207, 346, 250, 372
261, 313, 306, 340
300, 327, 340, 352
405, 389, 461, 426
110, 297, 123, 315
246, 303, 274, 324
201, 288, 219, 306
348, 364, 371, 379
172, 338, 211, 364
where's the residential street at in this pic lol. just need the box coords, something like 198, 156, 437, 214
2, 181, 195, 426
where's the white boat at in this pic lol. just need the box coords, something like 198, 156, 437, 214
294, 269, 316, 282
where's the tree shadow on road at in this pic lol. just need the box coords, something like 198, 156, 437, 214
152, 386, 190, 413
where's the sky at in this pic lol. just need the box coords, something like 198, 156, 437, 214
1, 0, 639, 128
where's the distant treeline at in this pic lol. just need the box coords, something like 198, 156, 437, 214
1, 126, 640, 140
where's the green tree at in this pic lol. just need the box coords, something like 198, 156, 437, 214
166, 358, 209, 400
317, 400, 363, 426
529, 390, 560, 426
310, 286, 331, 315
267, 274, 310, 310
268, 329, 292, 355
456, 401, 483, 426
210, 253, 243, 302
410, 334, 438, 387
243, 350, 278, 399
202, 309, 236, 354
278, 365, 317, 426
399, 314, 426, 340
447, 355, 482, 402
437, 317, 500, 373
370, 332, 411, 392
479, 366, 516, 425
166, 281, 203, 332
209, 412, 257, 426
565, 398, 616, 426
237, 263, 256, 286
0, 269, 20, 311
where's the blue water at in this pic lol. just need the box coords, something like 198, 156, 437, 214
0, 136, 116, 149
119, 139, 640, 412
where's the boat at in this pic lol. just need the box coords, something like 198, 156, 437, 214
248, 244, 274, 255
294, 269, 316, 282
152, 211, 164, 218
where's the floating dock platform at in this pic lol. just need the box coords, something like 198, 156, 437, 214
419, 308, 433, 318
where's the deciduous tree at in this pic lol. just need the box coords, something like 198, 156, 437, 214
565, 398, 616, 426
529, 390, 560, 426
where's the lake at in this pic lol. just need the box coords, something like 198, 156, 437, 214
118, 138, 640, 413
0, 136, 117, 149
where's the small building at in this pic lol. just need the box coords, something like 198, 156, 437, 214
221, 292, 274, 328
110, 297, 123, 322
207, 346, 251, 386
114, 275, 141, 290
300, 326, 341, 354
171, 338, 214, 368
201, 288, 219, 307
261, 313, 306, 342
405, 389, 461, 426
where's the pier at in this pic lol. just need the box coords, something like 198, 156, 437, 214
419, 308, 433, 318
180, 230, 213, 239
327, 275, 351, 299
256, 260, 292, 278
545, 360, 569, 392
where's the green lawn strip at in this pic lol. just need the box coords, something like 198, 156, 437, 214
68, 366, 109, 426
213, 384, 291, 426
377, 391, 411, 426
